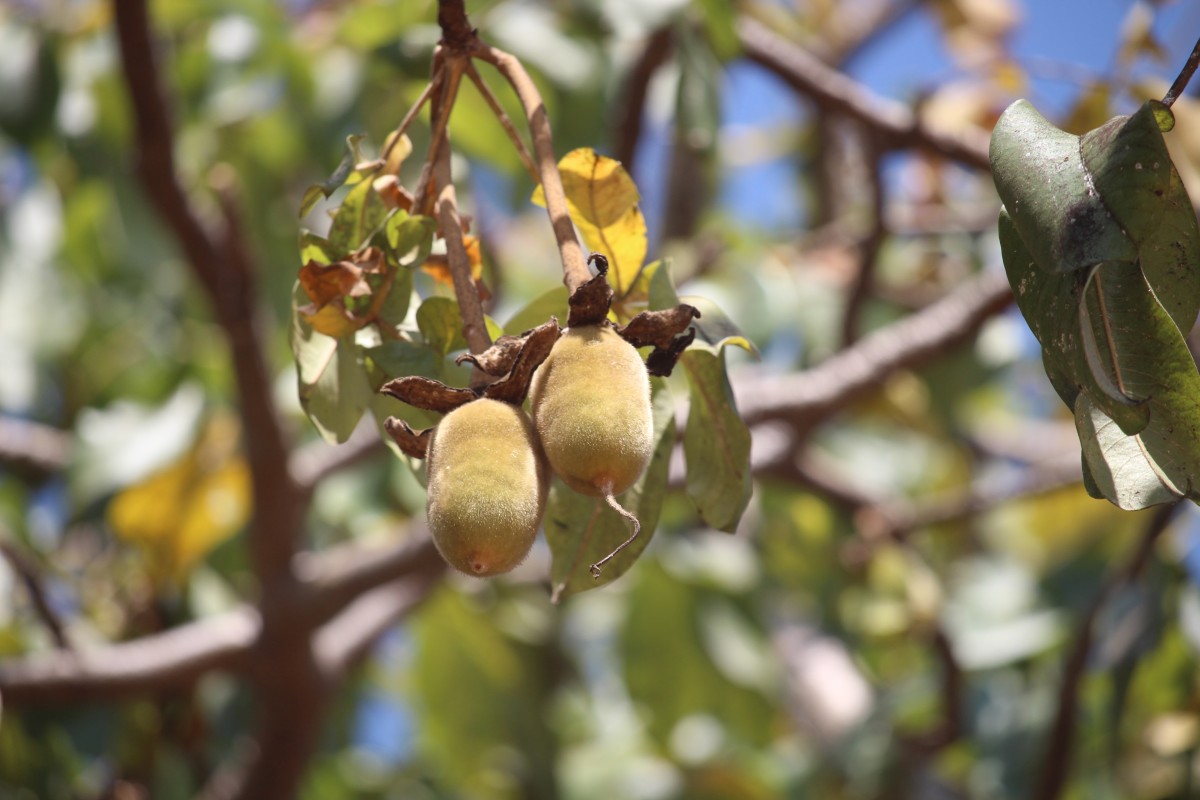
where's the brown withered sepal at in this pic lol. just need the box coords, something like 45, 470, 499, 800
379, 376, 479, 414
567, 254, 616, 328
383, 417, 433, 459
481, 319, 561, 405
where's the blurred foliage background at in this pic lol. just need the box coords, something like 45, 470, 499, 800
4, 0, 1200, 798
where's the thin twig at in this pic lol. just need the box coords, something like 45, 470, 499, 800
432, 125, 493, 358
1032, 502, 1180, 800
470, 43, 591, 292
464, 61, 540, 183
0, 538, 72, 651
412, 55, 465, 215
1163, 34, 1200, 108
380, 75, 440, 172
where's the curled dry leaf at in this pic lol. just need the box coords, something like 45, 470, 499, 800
567, 254, 615, 328
456, 334, 526, 376
379, 375, 478, 414
616, 304, 701, 377
383, 416, 433, 459
482, 318, 562, 405
645, 327, 698, 377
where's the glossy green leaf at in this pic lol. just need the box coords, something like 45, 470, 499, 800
546, 378, 675, 601
299, 134, 365, 218
999, 212, 1148, 434
328, 178, 386, 254
990, 100, 1134, 273
1072, 264, 1200, 509
682, 348, 752, 532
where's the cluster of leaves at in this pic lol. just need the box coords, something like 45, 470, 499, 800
295, 142, 754, 597
992, 99, 1200, 510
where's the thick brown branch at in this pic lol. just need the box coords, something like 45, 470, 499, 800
736, 270, 1013, 433
470, 44, 591, 292
112, 0, 300, 582
738, 16, 991, 171
0, 607, 258, 706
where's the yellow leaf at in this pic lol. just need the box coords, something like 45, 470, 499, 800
422, 235, 483, 285
301, 301, 360, 339
532, 148, 647, 294
108, 415, 251, 585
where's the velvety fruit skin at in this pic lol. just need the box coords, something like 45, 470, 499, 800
426, 398, 547, 576
531, 325, 653, 497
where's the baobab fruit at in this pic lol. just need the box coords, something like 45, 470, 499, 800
426, 398, 547, 576
531, 324, 653, 576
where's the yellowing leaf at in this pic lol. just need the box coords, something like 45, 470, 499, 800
422, 235, 483, 286
108, 415, 252, 585
300, 302, 360, 339
532, 148, 647, 294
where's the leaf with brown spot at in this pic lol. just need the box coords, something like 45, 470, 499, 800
384, 417, 432, 459
380, 376, 478, 414
299, 259, 370, 306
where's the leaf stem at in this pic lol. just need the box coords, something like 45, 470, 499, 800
1163, 34, 1200, 108
379, 72, 439, 172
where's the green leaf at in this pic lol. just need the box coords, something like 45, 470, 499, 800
990, 100, 1135, 273
620, 561, 776, 746
415, 296, 503, 358
375, 266, 414, 332
328, 178, 386, 254
364, 341, 442, 463
1072, 264, 1200, 509
291, 281, 372, 443
384, 211, 436, 266
298, 231, 344, 266
546, 378, 675, 600
415, 297, 466, 357
299, 134, 365, 218
681, 295, 757, 355
999, 212, 1149, 434
682, 348, 752, 531
503, 285, 568, 335
695, 0, 741, 60
1137, 167, 1200, 334
1079, 100, 1174, 251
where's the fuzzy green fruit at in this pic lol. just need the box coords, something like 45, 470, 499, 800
531, 324, 653, 498
426, 398, 548, 576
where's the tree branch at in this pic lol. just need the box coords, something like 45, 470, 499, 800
738, 16, 991, 172
736, 269, 1013, 433
112, 0, 300, 584
0, 607, 259, 706
1163, 34, 1200, 109
1032, 501, 1180, 800
0, 537, 72, 651
469, 44, 591, 292
613, 26, 673, 171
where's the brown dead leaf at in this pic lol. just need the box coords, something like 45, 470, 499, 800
299, 259, 369, 306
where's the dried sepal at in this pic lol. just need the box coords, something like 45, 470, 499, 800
645, 326, 697, 377
483, 318, 562, 405
567, 253, 615, 328
615, 305, 701, 348
383, 417, 432, 459
455, 334, 526, 376
379, 375, 478, 413
615, 304, 701, 378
